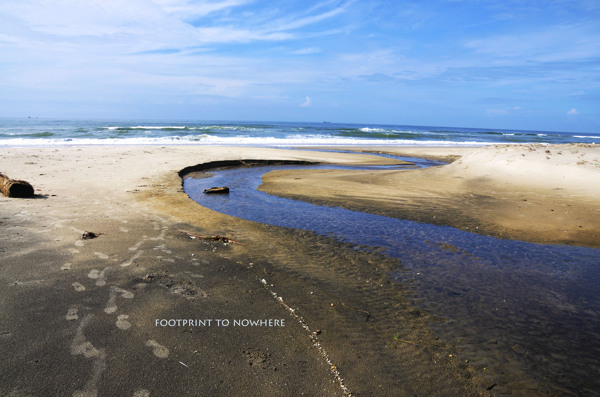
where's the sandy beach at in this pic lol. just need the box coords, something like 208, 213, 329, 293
1, 144, 599, 396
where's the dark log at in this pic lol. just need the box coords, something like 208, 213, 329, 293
203, 186, 229, 194
0, 173, 34, 198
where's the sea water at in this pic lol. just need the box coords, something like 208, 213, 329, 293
1, 117, 599, 146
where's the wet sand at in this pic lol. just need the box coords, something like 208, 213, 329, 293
2, 144, 598, 396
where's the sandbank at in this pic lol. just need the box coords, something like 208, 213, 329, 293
261, 144, 600, 248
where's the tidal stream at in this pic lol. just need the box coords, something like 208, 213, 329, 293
183, 156, 600, 396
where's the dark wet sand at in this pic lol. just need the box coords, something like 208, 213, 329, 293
1, 146, 495, 396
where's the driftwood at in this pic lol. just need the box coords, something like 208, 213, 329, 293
180, 230, 241, 245
81, 231, 104, 240
0, 173, 34, 198
204, 186, 229, 194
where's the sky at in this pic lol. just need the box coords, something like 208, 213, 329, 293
1, 0, 599, 132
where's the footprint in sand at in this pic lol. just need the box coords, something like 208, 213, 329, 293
153, 244, 172, 254
71, 315, 106, 397
88, 268, 108, 286
116, 314, 131, 330
121, 250, 143, 267
66, 307, 79, 321
145, 340, 169, 358
148, 229, 166, 241
93, 252, 109, 260
129, 240, 144, 251
104, 286, 134, 314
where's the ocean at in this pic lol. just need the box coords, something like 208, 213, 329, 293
1, 118, 598, 146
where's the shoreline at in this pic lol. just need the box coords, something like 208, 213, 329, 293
1, 144, 598, 395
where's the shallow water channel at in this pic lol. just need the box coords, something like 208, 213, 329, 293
183, 155, 600, 396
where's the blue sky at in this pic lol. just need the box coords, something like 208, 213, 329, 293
1, 0, 599, 132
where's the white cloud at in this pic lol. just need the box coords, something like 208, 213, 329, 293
0, 0, 353, 101
567, 108, 579, 115
0, 0, 342, 47
270, 4, 348, 32
300, 96, 312, 107
463, 24, 600, 64
292, 47, 322, 55
159, 0, 250, 20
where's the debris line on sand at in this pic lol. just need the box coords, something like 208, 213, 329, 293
180, 230, 242, 245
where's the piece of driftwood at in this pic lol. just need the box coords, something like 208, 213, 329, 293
180, 230, 241, 245
81, 231, 104, 240
0, 173, 34, 198
203, 186, 229, 194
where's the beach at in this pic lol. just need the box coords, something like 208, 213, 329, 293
1, 144, 599, 396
